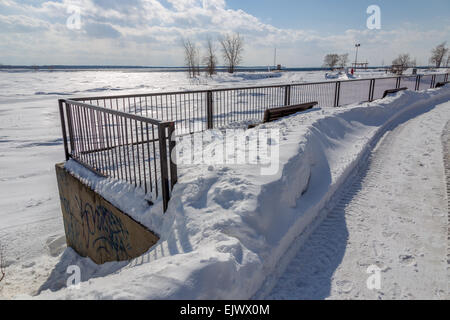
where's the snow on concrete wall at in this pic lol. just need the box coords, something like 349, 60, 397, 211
55, 164, 159, 264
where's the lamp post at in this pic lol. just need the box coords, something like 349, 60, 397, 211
354, 43, 361, 69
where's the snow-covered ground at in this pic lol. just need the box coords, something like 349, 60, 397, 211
1, 68, 442, 103
0, 69, 336, 299
0, 69, 449, 300
38, 88, 450, 300
267, 101, 450, 300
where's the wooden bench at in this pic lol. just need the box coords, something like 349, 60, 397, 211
248, 102, 318, 129
264, 102, 318, 122
435, 82, 449, 88
382, 87, 407, 98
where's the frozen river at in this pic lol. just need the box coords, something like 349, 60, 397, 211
0, 68, 446, 299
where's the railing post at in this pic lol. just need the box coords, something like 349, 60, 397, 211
373, 79, 376, 100
416, 75, 421, 91
368, 79, 375, 102
396, 77, 401, 89
371, 79, 376, 101
334, 81, 341, 107
445, 73, 449, 82
58, 100, 70, 161
65, 102, 76, 155
206, 91, 214, 129
167, 122, 178, 190
284, 85, 291, 106
431, 75, 436, 88
158, 123, 171, 213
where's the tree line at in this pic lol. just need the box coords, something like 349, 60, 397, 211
183, 33, 244, 78
323, 53, 349, 70
429, 42, 449, 68
323, 42, 450, 73
389, 42, 449, 74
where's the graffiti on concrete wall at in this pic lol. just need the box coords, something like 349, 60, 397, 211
61, 194, 132, 262
55, 165, 159, 265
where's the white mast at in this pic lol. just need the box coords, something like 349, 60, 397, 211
274, 48, 277, 68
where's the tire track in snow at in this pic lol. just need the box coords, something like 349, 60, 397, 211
267, 103, 450, 300
442, 121, 450, 297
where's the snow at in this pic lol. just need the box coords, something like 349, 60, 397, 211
41, 89, 450, 300
267, 101, 450, 300
1, 68, 441, 103
325, 72, 358, 80
0, 95, 66, 299
1, 69, 449, 300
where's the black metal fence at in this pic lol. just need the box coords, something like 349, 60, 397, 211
59, 72, 448, 213
58, 99, 177, 212
69, 73, 449, 135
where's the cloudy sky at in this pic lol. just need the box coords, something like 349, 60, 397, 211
0, 0, 449, 67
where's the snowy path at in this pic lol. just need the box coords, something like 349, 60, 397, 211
267, 102, 450, 300
0, 97, 67, 299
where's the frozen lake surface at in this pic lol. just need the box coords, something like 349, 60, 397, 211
0, 69, 448, 299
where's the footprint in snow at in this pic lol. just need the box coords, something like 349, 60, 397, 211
386, 283, 402, 299
46, 235, 67, 257
399, 255, 417, 267
21, 261, 36, 269
335, 280, 353, 294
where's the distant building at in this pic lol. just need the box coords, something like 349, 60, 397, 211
351, 62, 369, 69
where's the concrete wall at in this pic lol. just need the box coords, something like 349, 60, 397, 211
55, 163, 159, 265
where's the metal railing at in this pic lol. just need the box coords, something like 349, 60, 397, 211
59, 99, 177, 212
69, 73, 449, 135
58, 72, 448, 213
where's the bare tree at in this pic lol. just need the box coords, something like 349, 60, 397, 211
445, 53, 450, 68
220, 33, 244, 74
430, 42, 448, 68
203, 36, 218, 76
194, 49, 201, 77
182, 38, 200, 78
338, 53, 349, 69
323, 54, 340, 70
392, 53, 416, 74
0, 242, 5, 282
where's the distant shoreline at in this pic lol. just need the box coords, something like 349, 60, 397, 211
0, 65, 336, 72
0, 65, 444, 73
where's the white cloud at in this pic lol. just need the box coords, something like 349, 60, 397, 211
0, 14, 51, 33
0, 0, 448, 66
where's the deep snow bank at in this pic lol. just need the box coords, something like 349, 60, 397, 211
38, 87, 450, 299
268, 100, 450, 300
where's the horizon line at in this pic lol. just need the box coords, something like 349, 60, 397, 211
0, 64, 445, 70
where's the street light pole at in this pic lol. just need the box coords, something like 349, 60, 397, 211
354, 43, 361, 69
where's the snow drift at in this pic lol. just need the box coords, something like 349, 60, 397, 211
37, 87, 450, 300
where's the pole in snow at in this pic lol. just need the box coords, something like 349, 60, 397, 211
355, 43, 361, 69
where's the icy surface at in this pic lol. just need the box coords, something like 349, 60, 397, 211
0, 69, 449, 300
